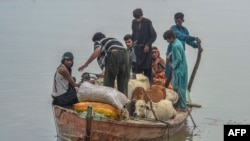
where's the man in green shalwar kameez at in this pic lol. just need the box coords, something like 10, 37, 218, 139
163, 29, 188, 110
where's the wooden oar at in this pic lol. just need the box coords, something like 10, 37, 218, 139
185, 42, 203, 107
186, 102, 202, 108
188, 42, 203, 92
185, 42, 202, 127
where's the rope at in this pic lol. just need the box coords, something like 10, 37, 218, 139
144, 90, 158, 120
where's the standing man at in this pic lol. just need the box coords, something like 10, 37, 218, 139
165, 12, 202, 87
78, 32, 130, 96
171, 12, 202, 51
163, 29, 188, 110
52, 52, 80, 106
131, 8, 157, 85
124, 34, 137, 75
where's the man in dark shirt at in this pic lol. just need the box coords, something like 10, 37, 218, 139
131, 8, 157, 85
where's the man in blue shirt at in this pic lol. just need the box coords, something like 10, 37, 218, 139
163, 29, 188, 109
165, 12, 202, 87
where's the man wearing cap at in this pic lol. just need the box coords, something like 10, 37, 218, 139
78, 32, 130, 96
51, 52, 80, 106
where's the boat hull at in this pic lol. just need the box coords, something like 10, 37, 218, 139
53, 105, 190, 141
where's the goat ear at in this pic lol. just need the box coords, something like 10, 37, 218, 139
131, 87, 139, 98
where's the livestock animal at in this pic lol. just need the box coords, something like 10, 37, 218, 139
165, 88, 178, 104
131, 85, 166, 103
129, 85, 166, 116
92, 74, 150, 116
127, 73, 150, 99
134, 99, 176, 120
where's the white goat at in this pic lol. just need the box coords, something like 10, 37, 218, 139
165, 88, 179, 104
134, 99, 176, 120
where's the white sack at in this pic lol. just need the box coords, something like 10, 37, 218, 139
77, 81, 130, 110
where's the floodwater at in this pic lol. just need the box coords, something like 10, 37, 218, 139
0, 0, 250, 141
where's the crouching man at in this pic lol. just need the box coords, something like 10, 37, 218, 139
51, 52, 81, 106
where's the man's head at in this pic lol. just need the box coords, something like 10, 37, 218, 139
124, 34, 133, 48
92, 32, 106, 42
163, 29, 176, 44
133, 8, 143, 22
152, 46, 160, 59
174, 12, 184, 27
61, 52, 74, 68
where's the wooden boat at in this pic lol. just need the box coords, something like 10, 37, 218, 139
52, 42, 203, 141
52, 105, 191, 141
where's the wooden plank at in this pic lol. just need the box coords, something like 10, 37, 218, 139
186, 102, 202, 108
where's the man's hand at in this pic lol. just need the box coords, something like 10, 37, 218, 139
78, 64, 88, 72
196, 37, 203, 52
97, 71, 104, 78
196, 37, 201, 44
144, 45, 149, 53
166, 54, 171, 61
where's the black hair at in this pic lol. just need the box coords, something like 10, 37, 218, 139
152, 46, 158, 50
60, 59, 73, 75
133, 8, 143, 19
123, 34, 133, 41
92, 32, 106, 42
60, 52, 74, 74
174, 12, 184, 21
163, 29, 176, 40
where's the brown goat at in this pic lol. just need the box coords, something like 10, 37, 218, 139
131, 85, 166, 103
